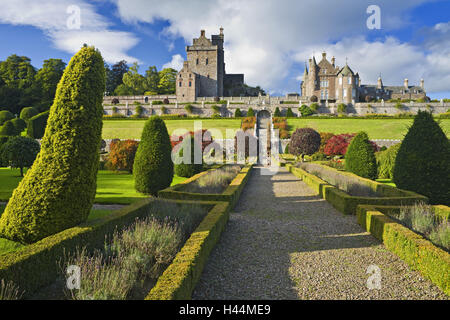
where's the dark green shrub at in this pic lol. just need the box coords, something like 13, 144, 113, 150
134, 105, 143, 117
0, 46, 106, 244
284, 143, 290, 154
184, 104, 194, 114
19, 107, 39, 121
286, 108, 294, 117
299, 105, 313, 117
0, 111, 14, 126
152, 100, 163, 105
134, 116, 173, 195
0, 121, 16, 136
345, 131, 377, 180
26, 111, 49, 139
310, 152, 328, 161
1, 136, 40, 176
309, 103, 319, 113
376, 143, 400, 179
274, 107, 281, 117
288, 128, 321, 159
10, 118, 26, 135
174, 136, 203, 178
247, 108, 255, 117
337, 103, 347, 113
393, 111, 450, 205
234, 108, 242, 117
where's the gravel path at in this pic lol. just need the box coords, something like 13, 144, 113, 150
192, 166, 448, 300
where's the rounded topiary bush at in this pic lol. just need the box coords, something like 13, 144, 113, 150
10, 118, 27, 135
134, 116, 173, 195
393, 111, 450, 205
0, 110, 14, 126
376, 143, 400, 179
299, 105, 313, 117
0, 120, 16, 136
174, 136, 203, 178
1, 136, 40, 176
0, 46, 106, 244
288, 128, 321, 159
235, 108, 242, 117
345, 131, 377, 179
247, 108, 255, 117
20, 107, 39, 121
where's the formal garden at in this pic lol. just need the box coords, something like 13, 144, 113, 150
0, 46, 448, 300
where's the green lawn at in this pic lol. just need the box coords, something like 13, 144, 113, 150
287, 118, 450, 139
102, 119, 241, 140
0, 168, 187, 204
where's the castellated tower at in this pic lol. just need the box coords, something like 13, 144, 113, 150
176, 28, 245, 102
186, 29, 224, 97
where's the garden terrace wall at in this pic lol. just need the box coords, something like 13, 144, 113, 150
0, 198, 213, 298
357, 204, 450, 295
158, 165, 253, 208
285, 163, 428, 215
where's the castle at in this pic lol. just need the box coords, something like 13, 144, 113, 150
301, 52, 427, 103
176, 28, 249, 102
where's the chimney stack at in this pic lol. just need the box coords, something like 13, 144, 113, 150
331, 56, 335, 67
200, 30, 205, 37
219, 27, 224, 35
377, 76, 383, 89
420, 79, 424, 89
322, 52, 326, 59
404, 78, 409, 89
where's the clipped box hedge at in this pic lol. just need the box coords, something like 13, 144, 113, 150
357, 204, 450, 296
146, 201, 231, 300
286, 163, 428, 215
158, 164, 253, 208
0, 198, 195, 297
146, 164, 253, 300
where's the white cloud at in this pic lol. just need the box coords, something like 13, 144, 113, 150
112, 0, 449, 94
0, 0, 139, 63
162, 54, 184, 71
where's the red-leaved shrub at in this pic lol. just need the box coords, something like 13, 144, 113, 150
170, 129, 214, 152
106, 139, 139, 173
324, 133, 379, 156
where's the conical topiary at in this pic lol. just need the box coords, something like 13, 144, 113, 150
393, 111, 450, 205
133, 116, 173, 195
345, 131, 377, 179
0, 46, 105, 244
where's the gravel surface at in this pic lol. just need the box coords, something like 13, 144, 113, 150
192, 166, 448, 300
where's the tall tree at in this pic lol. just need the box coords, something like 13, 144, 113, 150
157, 68, 177, 94
106, 60, 128, 95
122, 62, 147, 95
145, 66, 159, 95
33, 59, 66, 111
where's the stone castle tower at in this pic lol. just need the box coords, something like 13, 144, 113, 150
176, 28, 244, 102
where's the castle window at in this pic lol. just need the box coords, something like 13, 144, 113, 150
343, 89, 347, 98
206, 58, 209, 65
196, 58, 199, 65
336, 89, 339, 97
348, 77, 352, 85
339, 77, 342, 85
179, 81, 182, 87
189, 81, 192, 87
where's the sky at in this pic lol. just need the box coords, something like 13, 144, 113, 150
0, 0, 449, 99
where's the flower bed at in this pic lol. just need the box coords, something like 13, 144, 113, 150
357, 204, 450, 295
158, 164, 253, 207
0, 198, 215, 298
286, 163, 427, 215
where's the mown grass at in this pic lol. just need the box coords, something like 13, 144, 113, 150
0, 168, 187, 204
102, 119, 241, 140
287, 118, 450, 139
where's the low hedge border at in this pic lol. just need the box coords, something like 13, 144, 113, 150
0, 198, 214, 298
146, 165, 253, 300
146, 201, 231, 300
357, 204, 450, 296
286, 164, 428, 215
158, 164, 253, 207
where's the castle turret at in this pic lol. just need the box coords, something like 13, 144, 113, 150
420, 79, 425, 90
377, 76, 383, 89
404, 78, 409, 89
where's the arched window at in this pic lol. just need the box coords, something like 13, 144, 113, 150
206, 58, 209, 65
